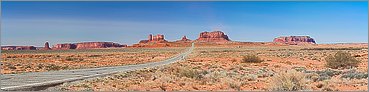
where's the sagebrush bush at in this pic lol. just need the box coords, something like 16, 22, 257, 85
325, 51, 360, 69
341, 69, 368, 79
242, 55, 263, 63
177, 66, 204, 80
269, 70, 308, 91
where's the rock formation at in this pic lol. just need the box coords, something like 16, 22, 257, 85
1, 46, 36, 50
42, 42, 51, 50
175, 36, 191, 42
52, 42, 126, 50
181, 36, 191, 41
75, 42, 125, 49
139, 34, 167, 43
273, 36, 316, 45
196, 31, 230, 42
52, 43, 77, 50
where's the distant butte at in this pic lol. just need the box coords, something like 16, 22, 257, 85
1, 46, 36, 50
196, 31, 231, 43
175, 36, 192, 42
273, 36, 316, 45
139, 34, 168, 43
52, 42, 126, 50
42, 41, 51, 50
2, 30, 323, 49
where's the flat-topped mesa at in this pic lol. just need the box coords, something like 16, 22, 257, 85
52, 42, 126, 50
196, 31, 230, 42
273, 36, 316, 45
52, 43, 77, 50
75, 42, 125, 49
139, 34, 168, 43
1, 46, 36, 50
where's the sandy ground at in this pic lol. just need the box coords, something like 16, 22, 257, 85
3, 43, 367, 91
49, 43, 368, 91
1, 48, 186, 74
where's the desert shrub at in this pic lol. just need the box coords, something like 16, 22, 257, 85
226, 79, 241, 90
65, 57, 84, 61
305, 73, 320, 82
37, 64, 44, 69
45, 64, 62, 70
305, 69, 341, 81
341, 72, 368, 79
320, 80, 338, 91
242, 55, 263, 63
25, 65, 32, 69
65, 57, 74, 61
316, 69, 341, 81
202, 70, 227, 84
292, 67, 307, 72
256, 68, 275, 78
231, 59, 237, 62
88, 55, 102, 57
341, 69, 368, 79
7, 65, 17, 70
177, 67, 204, 80
325, 51, 361, 69
242, 74, 258, 81
269, 70, 308, 91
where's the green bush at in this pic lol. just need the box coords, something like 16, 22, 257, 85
325, 51, 361, 69
242, 55, 263, 63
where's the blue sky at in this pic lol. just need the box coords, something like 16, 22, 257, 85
2, 1, 368, 46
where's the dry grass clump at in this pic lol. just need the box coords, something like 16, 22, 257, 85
269, 70, 308, 91
242, 55, 263, 63
325, 51, 361, 69
177, 66, 205, 80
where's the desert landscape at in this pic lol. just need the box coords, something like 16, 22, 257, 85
1, 1, 367, 91
2, 31, 368, 91
47, 42, 368, 91
3, 30, 367, 91
1, 48, 186, 74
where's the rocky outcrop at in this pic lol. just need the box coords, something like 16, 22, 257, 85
175, 36, 191, 42
75, 42, 125, 49
273, 36, 316, 45
181, 36, 191, 41
196, 31, 230, 42
42, 42, 51, 50
150, 34, 166, 42
52, 42, 126, 50
139, 34, 167, 43
1, 46, 36, 50
52, 43, 77, 50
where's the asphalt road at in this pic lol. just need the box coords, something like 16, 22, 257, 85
0, 43, 194, 91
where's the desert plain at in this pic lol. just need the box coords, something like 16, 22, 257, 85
1, 32, 368, 91
13, 42, 363, 91
1, 48, 185, 74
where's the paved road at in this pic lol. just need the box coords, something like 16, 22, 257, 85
1, 43, 194, 91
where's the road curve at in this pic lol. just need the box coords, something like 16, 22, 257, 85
1, 43, 194, 91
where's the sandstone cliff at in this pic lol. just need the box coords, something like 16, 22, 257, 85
273, 36, 316, 45
139, 34, 168, 43
196, 31, 230, 42
42, 42, 51, 50
52, 42, 126, 50
175, 36, 192, 42
1, 46, 37, 50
